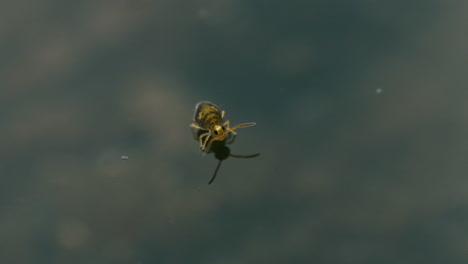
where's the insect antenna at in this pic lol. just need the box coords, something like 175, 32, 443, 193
226, 122, 256, 134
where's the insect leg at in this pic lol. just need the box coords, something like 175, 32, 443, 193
221, 110, 225, 119
223, 120, 237, 135
204, 138, 215, 152
199, 132, 210, 149
226, 133, 237, 144
191, 123, 202, 129
201, 132, 213, 151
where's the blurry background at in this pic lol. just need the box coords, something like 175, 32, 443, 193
1, 0, 467, 263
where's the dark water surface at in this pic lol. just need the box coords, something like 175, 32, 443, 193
1, 1, 467, 263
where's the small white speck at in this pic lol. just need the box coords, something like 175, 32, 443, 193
376, 88, 383, 94
121, 155, 128, 160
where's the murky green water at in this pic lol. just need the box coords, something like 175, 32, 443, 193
1, 1, 467, 263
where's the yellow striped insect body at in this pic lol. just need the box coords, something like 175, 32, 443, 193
190, 101, 256, 152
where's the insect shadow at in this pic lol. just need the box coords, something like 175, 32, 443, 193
193, 128, 260, 184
